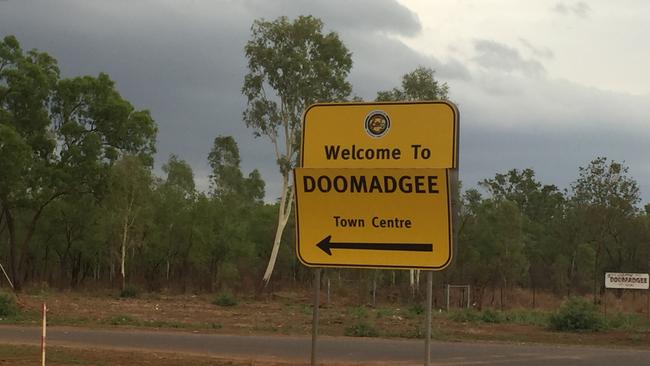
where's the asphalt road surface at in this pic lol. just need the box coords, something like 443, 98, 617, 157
1, 325, 650, 365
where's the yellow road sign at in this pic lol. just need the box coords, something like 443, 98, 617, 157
301, 101, 459, 169
294, 167, 453, 270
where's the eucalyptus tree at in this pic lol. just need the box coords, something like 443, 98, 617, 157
207, 136, 265, 289
105, 155, 154, 291
458, 196, 528, 308
376, 66, 449, 102
146, 155, 197, 287
242, 16, 352, 285
480, 168, 565, 300
569, 157, 643, 296
0, 35, 157, 290
375, 66, 449, 293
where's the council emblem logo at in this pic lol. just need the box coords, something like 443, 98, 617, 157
364, 110, 390, 138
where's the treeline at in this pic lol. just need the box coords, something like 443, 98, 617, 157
2, 26, 650, 303
450, 161, 650, 308
0, 34, 291, 292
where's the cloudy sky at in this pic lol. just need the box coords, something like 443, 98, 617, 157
2, 0, 649, 203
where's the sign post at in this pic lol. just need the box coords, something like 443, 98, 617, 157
295, 101, 459, 366
604, 272, 649, 320
311, 269, 320, 366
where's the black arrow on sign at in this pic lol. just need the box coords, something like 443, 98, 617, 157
316, 235, 433, 256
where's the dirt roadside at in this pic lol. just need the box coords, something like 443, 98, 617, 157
5, 290, 650, 349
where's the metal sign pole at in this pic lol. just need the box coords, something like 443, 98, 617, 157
446, 284, 450, 312
424, 271, 433, 366
603, 288, 607, 320
311, 268, 321, 366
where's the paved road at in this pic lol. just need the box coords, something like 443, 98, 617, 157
1, 325, 650, 365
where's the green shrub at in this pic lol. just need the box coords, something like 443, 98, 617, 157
120, 285, 140, 298
480, 309, 505, 323
504, 309, 549, 326
549, 297, 604, 331
349, 306, 368, 319
213, 291, 237, 307
448, 308, 481, 323
606, 312, 641, 330
375, 307, 394, 319
0, 292, 19, 317
408, 303, 424, 316
344, 321, 379, 337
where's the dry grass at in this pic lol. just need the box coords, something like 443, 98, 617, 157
4, 288, 650, 350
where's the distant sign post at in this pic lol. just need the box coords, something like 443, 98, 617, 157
603, 272, 650, 320
605, 272, 649, 290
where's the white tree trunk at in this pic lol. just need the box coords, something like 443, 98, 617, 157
409, 269, 421, 295
261, 174, 294, 285
120, 218, 127, 290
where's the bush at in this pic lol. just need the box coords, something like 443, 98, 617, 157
0, 292, 19, 317
504, 309, 549, 327
344, 321, 379, 337
606, 312, 641, 330
448, 308, 481, 323
349, 306, 368, 319
480, 309, 505, 323
120, 284, 140, 298
549, 297, 604, 331
408, 303, 424, 316
213, 291, 237, 307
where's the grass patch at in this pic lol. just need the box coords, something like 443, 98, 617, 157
212, 291, 238, 307
503, 309, 550, 326
102, 315, 219, 330
344, 321, 379, 337
0, 344, 103, 365
480, 309, 505, 323
408, 303, 425, 316
47, 315, 92, 326
448, 308, 481, 323
605, 312, 645, 330
448, 308, 550, 327
106, 314, 141, 326
0, 291, 19, 317
119, 284, 141, 298
375, 307, 395, 319
348, 306, 369, 319
0, 307, 38, 325
0, 343, 277, 365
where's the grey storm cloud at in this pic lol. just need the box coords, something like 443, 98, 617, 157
472, 40, 546, 78
0, 0, 430, 201
239, 0, 422, 37
518, 38, 554, 60
553, 1, 592, 18
451, 71, 650, 199
2, 0, 650, 204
